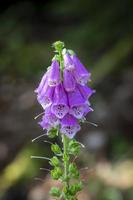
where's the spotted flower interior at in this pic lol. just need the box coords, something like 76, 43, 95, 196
35, 49, 95, 138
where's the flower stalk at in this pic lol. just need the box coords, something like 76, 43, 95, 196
62, 134, 69, 188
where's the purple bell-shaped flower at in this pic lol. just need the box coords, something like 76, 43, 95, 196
71, 54, 91, 85
51, 84, 69, 119
60, 114, 80, 138
48, 60, 60, 87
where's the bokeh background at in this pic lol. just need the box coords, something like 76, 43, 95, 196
0, 0, 133, 199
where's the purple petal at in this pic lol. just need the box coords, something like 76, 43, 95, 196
64, 53, 75, 71
48, 60, 60, 87
37, 81, 54, 109
83, 104, 94, 117
60, 114, 80, 138
45, 106, 59, 126
67, 86, 87, 119
67, 86, 85, 106
51, 84, 69, 119
38, 115, 51, 130
63, 69, 75, 92
34, 72, 47, 93
77, 84, 95, 101
69, 105, 87, 119
71, 54, 91, 85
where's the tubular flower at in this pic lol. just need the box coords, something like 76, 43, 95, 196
35, 44, 95, 139
38, 115, 51, 130
68, 86, 86, 119
77, 84, 95, 102
63, 69, 75, 92
34, 72, 47, 94
48, 60, 60, 87
51, 84, 69, 119
71, 54, 91, 85
63, 53, 75, 71
83, 104, 93, 117
45, 106, 59, 126
60, 114, 80, 138
37, 81, 54, 109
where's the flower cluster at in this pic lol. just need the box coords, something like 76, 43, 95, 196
35, 50, 95, 138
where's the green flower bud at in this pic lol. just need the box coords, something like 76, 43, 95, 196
51, 167, 63, 180
69, 163, 79, 179
51, 143, 62, 155
48, 128, 58, 138
69, 182, 83, 195
63, 154, 70, 162
53, 41, 65, 52
68, 139, 81, 155
49, 156, 60, 167
49, 187, 61, 197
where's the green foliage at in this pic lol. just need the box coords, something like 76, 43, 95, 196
48, 135, 82, 199
102, 188, 123, 200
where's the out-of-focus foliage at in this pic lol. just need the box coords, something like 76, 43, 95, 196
0, 0, 132, 80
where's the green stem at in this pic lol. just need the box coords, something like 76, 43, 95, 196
62, 134, 69, 188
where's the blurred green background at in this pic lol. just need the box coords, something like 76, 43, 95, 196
0, 0, 133, 199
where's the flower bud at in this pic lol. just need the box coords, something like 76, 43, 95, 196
69, 163, 79, 179
68, 139, 81, 155
50, 156, 60, 167
51, 143, 62, 155
49, 187, 61, 197
51, 167, 63, 180
69, 182, 83, 195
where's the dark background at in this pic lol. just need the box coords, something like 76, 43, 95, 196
0, 0, 133, 199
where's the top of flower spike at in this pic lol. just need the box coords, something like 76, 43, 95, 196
35, 41, 95, 139
53, 41, 65, 52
